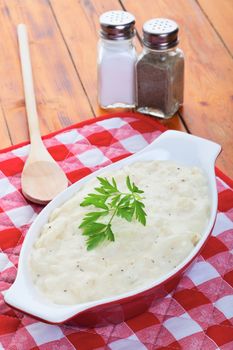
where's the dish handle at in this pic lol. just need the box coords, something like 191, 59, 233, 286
140, 130, 221, 167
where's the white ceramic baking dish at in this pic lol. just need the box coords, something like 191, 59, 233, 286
4, 130, 221, 326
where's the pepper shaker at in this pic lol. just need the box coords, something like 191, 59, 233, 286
98, 11, 137, 109
136, 18, 184, 118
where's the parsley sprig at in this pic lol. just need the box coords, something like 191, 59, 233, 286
79, 176, 147, 250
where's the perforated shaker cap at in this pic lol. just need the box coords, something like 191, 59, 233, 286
143, 18, 179, 50
99, 10, 135, 40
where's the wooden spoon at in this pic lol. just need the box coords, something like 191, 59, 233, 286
17, 24, 68, 204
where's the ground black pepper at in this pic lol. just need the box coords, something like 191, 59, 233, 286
136, 50, 184, 118
136, 18, 184, 118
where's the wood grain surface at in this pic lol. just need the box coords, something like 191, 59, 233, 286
198, 0, 233, 55
0, 0, 92, 146
0, 106, 11, 147
0, 0, 232, 178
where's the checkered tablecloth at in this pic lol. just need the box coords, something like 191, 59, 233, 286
0, 112, 232, 350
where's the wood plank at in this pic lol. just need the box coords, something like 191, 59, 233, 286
0, 0, 92, 145
122, 0, 233, 178
0, 106, 12, 149
50, 0, 136, 116
50, 0, 186, 132
197, 0, 233, 55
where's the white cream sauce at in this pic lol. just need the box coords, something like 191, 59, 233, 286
30, 161, 210, 305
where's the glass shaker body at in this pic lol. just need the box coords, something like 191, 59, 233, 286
136, 46, 184, 118
98, 10, 136, 109
98, 37, 137, 109
136, 18, 184, 119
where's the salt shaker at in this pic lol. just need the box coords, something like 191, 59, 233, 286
98, 11, 137, 109
136, 18, 184, 118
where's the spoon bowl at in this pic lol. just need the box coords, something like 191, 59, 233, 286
21, 160, 68, 204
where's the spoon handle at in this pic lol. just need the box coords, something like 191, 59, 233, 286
17, 24, 42, 145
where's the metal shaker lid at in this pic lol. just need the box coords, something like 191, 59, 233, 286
143, 18, 179, 50
99, 11, 135, 40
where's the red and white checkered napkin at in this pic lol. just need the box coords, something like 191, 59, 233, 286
0, 112, 232, 350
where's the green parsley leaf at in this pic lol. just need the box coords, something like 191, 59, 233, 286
116, 206, 135, 222
86, 233, 106, 250
134, 200, 147, 226
105, 224, 115, 241
97, 177, 118, 193
79, 175, 147, 250
79, 211, 108, 228
80, 193, 108, 210
82, 222, 106, 236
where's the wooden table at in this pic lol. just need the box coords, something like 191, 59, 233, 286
0, 0, 232, 178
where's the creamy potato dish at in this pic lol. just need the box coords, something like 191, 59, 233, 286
30, 161, 210, 305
